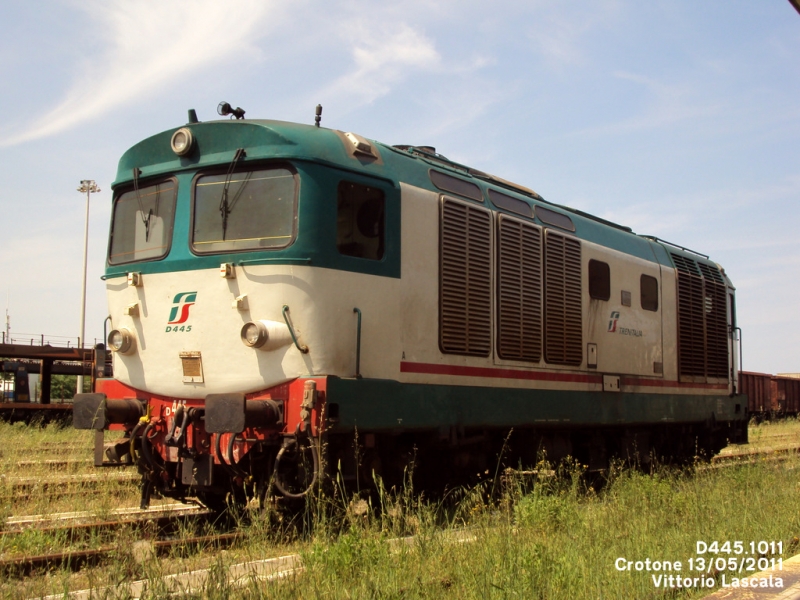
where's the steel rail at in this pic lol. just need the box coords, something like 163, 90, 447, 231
711, 447, 800, 465
37, 553, 303, 600
33, 528, 478, 599
4, 502, 202, 530
2, 532, 242, 577
5, 502, 199, 527
0, 509, 211, 541
3, 473, 140, 503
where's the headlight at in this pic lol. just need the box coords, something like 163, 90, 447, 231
241, 321, 268, 348
108, 328, 136, 355
170, 128, 194, 156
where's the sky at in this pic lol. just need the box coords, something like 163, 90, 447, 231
0, 1, 798, 374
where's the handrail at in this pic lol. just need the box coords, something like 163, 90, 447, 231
353, 308, 362, 378
641, 235, 709, 259
281, 305, 309, 354
239, 257, 312, 266
103, 316, 112, 348
736, 327, 743, 383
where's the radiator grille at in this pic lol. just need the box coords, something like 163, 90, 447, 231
672, 254, 729, 380
672, 254, 705, 377
497, 215, 542, 361
698, 263, 729, 378
440, 199, 492, 356
544, 231, 582, 365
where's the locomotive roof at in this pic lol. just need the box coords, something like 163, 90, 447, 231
114, 118, 724, 273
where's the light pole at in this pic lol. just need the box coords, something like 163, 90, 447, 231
77, 180, 100, 394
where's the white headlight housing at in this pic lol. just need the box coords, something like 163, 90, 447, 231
241, 321, 268, 348
240, 320, 293, 350
108, 328, 136, 355
170, 127, 194, 156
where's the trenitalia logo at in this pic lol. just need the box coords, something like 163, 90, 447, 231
608, 311, 620, 333
168, 292, 197, 325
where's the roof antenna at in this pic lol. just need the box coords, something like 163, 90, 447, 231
315, 104, 322, 127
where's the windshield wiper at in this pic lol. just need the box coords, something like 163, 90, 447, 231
218, 148, 246, 241
132, 168, 151, 241
132, 169, 161, 242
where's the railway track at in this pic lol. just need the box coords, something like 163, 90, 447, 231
38, 553, 303, 600
2, 471, 139, 498
0, 503, 217, 577
34, 528, 479, 600
1, 508, 210, 542
14, 459, 96, 469
3, 502, 203, 531
710, 445, 800, 467
2, 443, 796, 587
2, 531, 241, 576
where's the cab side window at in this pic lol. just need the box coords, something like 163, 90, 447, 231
588, 259, 610, 301
641, 274, 659, 311
337, 181, 385, 260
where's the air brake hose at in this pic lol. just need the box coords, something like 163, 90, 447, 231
172, 407, 190, 448
140, 421, 164, 474
130, 404, 152, 463
129, 420, 145, 463
273, 434, 320, 499
226, 432, 250, 479
140, 478, 153, 510
164, 405, 183, 446
214, 432, 237, 478
214, 432, 250, 493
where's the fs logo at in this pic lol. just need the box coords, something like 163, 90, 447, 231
608, 311, 620, 333
166, 291, 196, 332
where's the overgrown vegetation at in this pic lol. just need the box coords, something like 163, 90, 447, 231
3, 419, 800, 598
49, 374, 77, 401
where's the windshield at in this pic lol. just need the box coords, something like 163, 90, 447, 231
108, 180, 177, 265
192, 167, 297, 253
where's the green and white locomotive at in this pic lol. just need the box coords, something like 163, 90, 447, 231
75, 106, 747, 509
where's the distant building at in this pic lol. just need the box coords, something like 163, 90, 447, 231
777, 373, 800, 379
0, 373, 40, 401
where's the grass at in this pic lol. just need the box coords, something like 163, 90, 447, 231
3, 419, 800, 598
0, 420, 141, 518
728, 416, 800, 452
259, 454, 798, 600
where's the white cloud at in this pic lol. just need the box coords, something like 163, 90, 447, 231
315, 21, 440, 108
568, 71, 723, 138
526, 1, 621, 69
594, 174, 800, 242
0, 0, 276, 147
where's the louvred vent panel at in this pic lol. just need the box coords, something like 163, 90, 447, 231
440, 199, 492, 356
698, 263, 729, 378
544, 231, 582, 366
672, 253, 729, 380
497, 215, 542, 362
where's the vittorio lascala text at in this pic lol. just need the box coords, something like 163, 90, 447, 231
614, 558, 784, 590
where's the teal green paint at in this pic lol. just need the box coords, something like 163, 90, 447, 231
325, 377, 747, 431
109, 119, 722, 278
646, 239, 673, 266
106, 158, 401, 279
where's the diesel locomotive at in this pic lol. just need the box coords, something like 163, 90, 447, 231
75, 106, 748, 509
